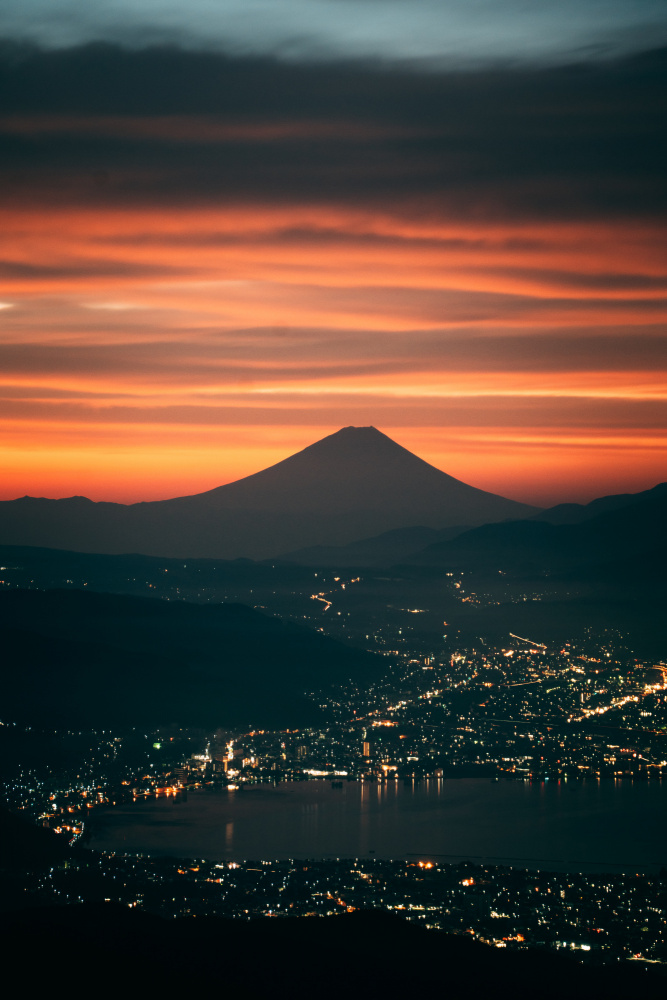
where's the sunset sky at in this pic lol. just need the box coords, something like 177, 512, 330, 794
1, 2, 665, 507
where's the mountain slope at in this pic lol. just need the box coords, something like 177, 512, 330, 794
279, 525, 449, 567
532, 482, 667, 525
408, 481, 667, 572
5, 905, 665, 1000
396, 483, 667, 657
0, 589, 381, 728
0, 427, 537, 559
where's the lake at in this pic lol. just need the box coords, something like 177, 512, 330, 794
89, 778, 667, 874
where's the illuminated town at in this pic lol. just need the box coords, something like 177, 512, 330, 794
1, 5, 665, 990
2, 621, 667, 971
3, 627, 667, 823
4, 850, 667, 967
1, 549, 666, 975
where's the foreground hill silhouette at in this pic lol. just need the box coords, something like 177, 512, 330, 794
2, 902, 664, 999
0, 589, 380, 728
0, 427, 537, 560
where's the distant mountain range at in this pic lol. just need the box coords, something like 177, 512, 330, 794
278, 480, 667, 655
406, 481, 667, 572
0, 427, 537, 560
281, 481, 667, 569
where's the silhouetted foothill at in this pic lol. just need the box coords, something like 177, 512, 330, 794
0, 588, 381, 728
2, 902, 665, 999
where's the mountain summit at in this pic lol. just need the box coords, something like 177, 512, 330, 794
193, 426, 535, 521
0, 427, 537, 559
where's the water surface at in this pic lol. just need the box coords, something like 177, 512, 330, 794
90, 778, 667, 873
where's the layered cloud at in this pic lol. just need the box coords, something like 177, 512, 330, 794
3, 0, 667, 66
0, 43, 665, 503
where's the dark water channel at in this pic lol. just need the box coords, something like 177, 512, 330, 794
90, 778, 667, 873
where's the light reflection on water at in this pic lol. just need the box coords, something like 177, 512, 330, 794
90, 778, 667, 874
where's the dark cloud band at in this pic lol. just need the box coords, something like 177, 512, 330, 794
0, 43, 665, 219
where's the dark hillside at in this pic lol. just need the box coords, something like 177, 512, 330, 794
2, 902, 664, 999
0, 589, 381, 728
534, 482, 667, 525
410, 483, 667, 573
280, 524, 455, 567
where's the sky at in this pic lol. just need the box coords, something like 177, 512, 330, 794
0, 2, 665, 507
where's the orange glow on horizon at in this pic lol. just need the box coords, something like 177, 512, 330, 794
1, 201, 665, 506
1, 422, 664, 507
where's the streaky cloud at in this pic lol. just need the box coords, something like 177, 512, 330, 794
2, 0, 667, 67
